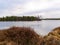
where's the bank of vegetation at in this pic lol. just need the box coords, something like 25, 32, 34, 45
0, 16, 41, 21
42, 18, 60, 20
0, 27, 60, 45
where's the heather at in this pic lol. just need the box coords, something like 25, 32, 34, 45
0, 27, 60, 45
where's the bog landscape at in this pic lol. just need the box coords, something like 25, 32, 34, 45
0, 0, 60, 45
0, 16, 60, 45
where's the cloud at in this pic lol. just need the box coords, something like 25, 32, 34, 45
0, 0, 25, 16
0, 0, 60, 17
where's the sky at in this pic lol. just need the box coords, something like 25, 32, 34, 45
0, 0, 60, 18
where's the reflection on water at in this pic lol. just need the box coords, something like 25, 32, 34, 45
0, 20, 60, 35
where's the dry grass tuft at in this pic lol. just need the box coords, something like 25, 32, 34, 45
0, 27, 42, 45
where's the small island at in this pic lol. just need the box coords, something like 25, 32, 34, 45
0, 16, 41, 21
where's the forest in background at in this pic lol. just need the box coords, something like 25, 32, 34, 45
0, 16, 41, 21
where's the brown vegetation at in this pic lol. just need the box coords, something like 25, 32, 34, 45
0, 27, 60, 45
0, 27, 42, 45
41, 27, 60, 45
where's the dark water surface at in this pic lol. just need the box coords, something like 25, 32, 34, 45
0, 20, 60, 35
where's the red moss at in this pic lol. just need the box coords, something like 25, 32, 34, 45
0, 27, 42, 45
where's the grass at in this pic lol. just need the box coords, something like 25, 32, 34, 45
0, 26, 60, 45
0, 27, 42, 45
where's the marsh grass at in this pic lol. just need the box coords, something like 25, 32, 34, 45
0, 27, 60, 45
0, 27, 42, 45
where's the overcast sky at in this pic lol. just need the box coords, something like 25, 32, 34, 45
0, 0, 60, 18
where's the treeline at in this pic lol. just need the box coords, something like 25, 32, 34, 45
43, 18, 60, 20
0, 27, 60, 45
0, 16, 41, 21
